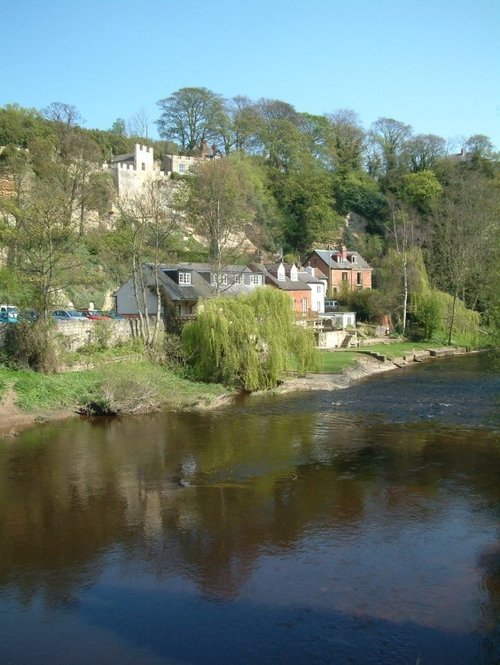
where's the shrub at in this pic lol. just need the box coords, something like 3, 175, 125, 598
4, 320, 62, 373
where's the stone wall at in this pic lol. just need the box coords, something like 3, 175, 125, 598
0, 319, 141, 352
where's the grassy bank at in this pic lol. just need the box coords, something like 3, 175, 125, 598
314, 340, 471, 374
0, 359, 229, 417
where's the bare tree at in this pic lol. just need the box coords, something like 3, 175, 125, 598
127, 108, 151, 139
119, 178, 183, 345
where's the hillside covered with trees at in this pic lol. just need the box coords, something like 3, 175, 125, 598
0, 88, 498, 349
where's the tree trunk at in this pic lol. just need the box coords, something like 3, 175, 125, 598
448, 289, 458, 345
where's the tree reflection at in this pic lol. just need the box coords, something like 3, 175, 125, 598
0, 407, 498, 619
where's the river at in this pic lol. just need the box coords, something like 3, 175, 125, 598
0, 354, 498, 664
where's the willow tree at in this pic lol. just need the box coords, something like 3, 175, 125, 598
182, 288, 316, 391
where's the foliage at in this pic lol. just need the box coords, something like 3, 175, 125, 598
182, 289, 316, 390
344, 289, 386, 323
183, 154, 270, 287
156, 87, 227, 153
3, 320, 62, 373
400, 170, 443, 212
409, 291, 444, 340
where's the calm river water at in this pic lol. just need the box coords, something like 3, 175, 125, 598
0, 354, 499, 664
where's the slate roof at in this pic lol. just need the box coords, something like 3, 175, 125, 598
249, 262, 311, 292
145, 263, 257, 302
111, 152, 135, 164
308, 249, 372, 270
297, 270, 324, 285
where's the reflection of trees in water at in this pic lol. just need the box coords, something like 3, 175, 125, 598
0, 411, 498, 608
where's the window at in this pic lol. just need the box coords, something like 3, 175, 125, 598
351, 255, 357, 263
250, 274, 262, 285
316, 285, 322, 294
357, 272, 362, 285
342, 272, 348, 281
178, 272, 191, 285
141, 162, 146, 171
178, 163, 186, 173
290, 266, 298, 281
301, 298, 307, 313
221, 274, 228, 285
234, 274, 243, 285
277, 265, 285, 281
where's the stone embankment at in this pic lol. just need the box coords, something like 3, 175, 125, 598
278, 346, 469, 395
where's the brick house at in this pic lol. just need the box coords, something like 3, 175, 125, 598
305, 247, 372, 297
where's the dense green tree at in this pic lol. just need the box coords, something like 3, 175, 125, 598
400, 170, 443, 213
430, 168, 498, 342
0, 104, 52, 147
156, 87, 227, 153
182, 288, 316, 390
368, 117, 413, 185
325, 109, 365, 173
109, 118, 127, 136
403, 133, 446, 172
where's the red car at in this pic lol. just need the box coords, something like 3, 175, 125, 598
77, 309, 111, 320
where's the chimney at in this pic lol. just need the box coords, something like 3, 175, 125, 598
341, 244, 348, 261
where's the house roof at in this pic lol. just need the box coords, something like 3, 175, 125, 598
297, 271, 323, 285
150, 264, 212, 302
111, 152, 134, 164
147, 263, 258, 302
248, 262, 311, 292
308, 248, 371, 270
171, 262, 254, 274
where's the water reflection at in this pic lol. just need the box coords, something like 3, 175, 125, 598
0, 355, 499, 663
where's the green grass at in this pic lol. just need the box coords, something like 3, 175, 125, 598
315, 351, 360, 374
354, 341, 439, 360
0, 366, 100, 411
0, 359, 229, 415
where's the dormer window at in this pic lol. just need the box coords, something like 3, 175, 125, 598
290, 265, 298, 281
277, 265, 286, 281
178, 271, 191, 285
351, 255, 357, 263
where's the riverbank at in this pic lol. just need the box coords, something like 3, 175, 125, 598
0, 345, 479, 437
276, 345, 471, 395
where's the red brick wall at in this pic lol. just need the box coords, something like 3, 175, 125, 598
268, 284, 312, 314
330, 268, 372, 293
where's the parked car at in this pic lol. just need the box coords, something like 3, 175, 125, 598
324, 299, 339, 312
77, 309, 111, 320
103, 310, 124, 320
52, 309, 88, 322
0, 304, 20, 320
0, 311, 18, 324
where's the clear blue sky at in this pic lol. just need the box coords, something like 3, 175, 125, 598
2, 0, 499, 149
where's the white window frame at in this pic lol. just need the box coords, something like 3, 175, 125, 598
250, 274, 262, 285
178, 272, 191, 285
